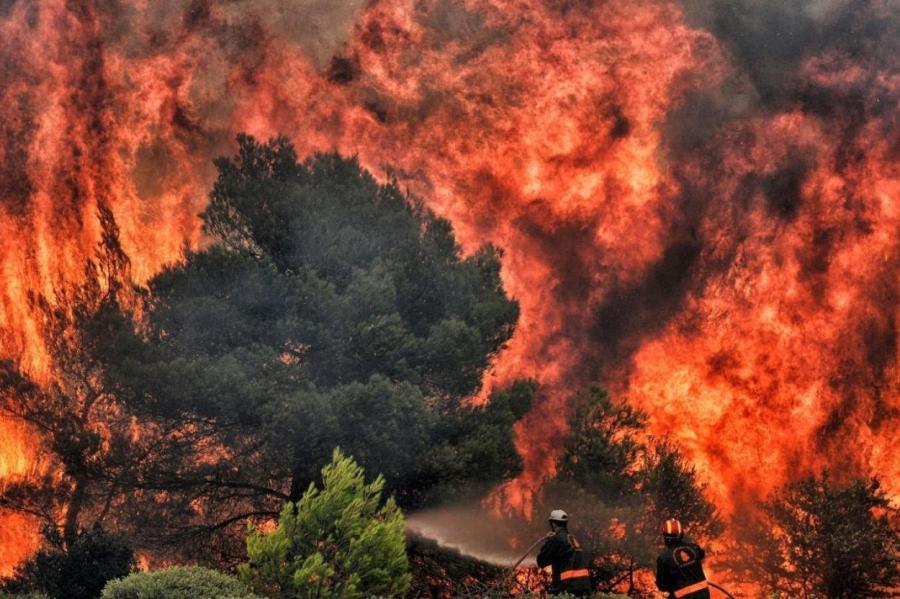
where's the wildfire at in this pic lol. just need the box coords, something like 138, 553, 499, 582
0, 0, 897, 576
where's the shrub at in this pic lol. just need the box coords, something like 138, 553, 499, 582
239, 449, 410, 598
100, 566, 260, 599
2, 528, 134, 599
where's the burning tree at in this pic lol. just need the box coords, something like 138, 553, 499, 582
726, 474, 900, 598
0, 207, 148, 546
0, 206, 244, 568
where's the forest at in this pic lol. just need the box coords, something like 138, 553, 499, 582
0, 137, 897, 599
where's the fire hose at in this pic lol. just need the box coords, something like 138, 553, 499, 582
508, 532, 554, 572
503, 532, 553, 590
708, 581, 737, 599
649, 577, 737, 598
656, 582, 738, 598
505, 535, 738, 599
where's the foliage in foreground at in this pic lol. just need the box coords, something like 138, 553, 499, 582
1, 528, 134, 599
453, 593, 629, 599
100, 566, 259, 599
239, 449, 410, 599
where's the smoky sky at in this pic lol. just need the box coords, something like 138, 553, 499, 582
0, 0, 900, 506
573, 0, 899, 381
673, 0, 898, 134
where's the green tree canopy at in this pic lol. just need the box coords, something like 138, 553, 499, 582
199, 136, 517, 397
91, 135, 527, 559
558, 385, 646, 502
238, 449, 410, 599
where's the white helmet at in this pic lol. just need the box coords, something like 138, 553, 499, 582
548, 509, 569, 524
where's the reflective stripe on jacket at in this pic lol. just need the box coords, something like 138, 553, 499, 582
537, 528, 592, 595
560, 568, 590, 581
655, 542, 710, 599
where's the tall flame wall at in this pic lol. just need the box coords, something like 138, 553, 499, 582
0, 0, 897, 573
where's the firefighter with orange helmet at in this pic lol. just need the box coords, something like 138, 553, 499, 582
655, 519, 710, 599
536, 509, 592, 596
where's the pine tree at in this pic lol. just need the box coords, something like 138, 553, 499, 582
238, 449, 411, 599
91, 136, 526, 557
758, 474, 900, 598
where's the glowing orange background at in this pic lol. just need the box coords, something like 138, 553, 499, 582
0, 0, 896, 574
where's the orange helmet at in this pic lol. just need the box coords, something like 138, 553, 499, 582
662, 519, 684, 539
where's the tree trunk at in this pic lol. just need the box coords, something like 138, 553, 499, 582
288, 462, 305, 504
63, 478, 86, 548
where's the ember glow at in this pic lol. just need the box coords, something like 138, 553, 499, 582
1, 0, 897, 575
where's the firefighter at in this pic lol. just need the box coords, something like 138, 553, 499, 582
536, 509, 592, 596
655, 518, 710, 599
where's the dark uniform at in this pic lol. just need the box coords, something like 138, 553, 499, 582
536, 528, 592, 596
655, 541, 710, 599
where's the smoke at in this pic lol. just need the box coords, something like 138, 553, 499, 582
0, 0, 898, 573
635, 0, 900, 506
683, 0, 894, 105
90, 0, 365, 66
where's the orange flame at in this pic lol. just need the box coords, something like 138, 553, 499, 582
0, 0, 897, 573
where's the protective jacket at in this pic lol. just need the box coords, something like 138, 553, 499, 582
536, 528, 592, 596
655, 541, 710, 598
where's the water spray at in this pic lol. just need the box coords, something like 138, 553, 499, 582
405, 506, 544, 567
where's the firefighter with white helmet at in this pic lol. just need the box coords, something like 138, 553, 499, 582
536, 509, 592, 595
